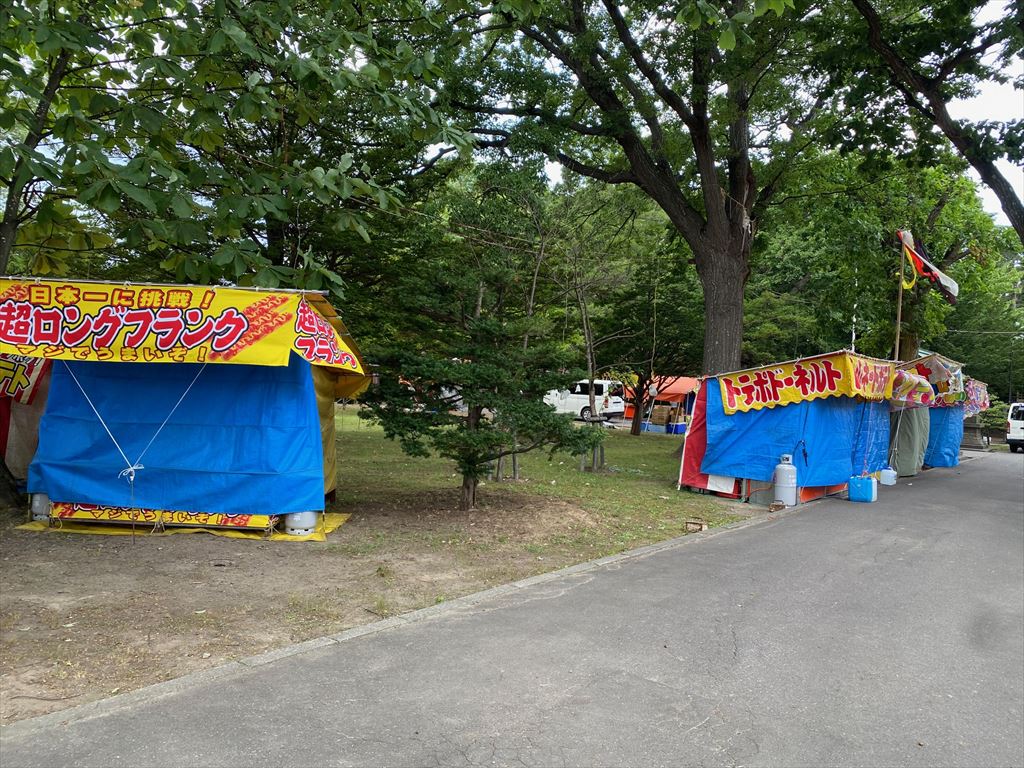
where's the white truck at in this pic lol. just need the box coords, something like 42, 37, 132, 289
1007, 402, 1024, 453
544, 379, 625, 421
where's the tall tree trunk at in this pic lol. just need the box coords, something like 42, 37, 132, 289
577, 286, 598, 416
459, 404, 484, 510
630, 371, 651, 436
460, 474, 478, 511
896, 290, 923, 361
630, 391, 645, 436
696, 240, 749, 374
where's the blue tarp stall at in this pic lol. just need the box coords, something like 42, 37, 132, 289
1, 278, 370, 531
29, 356, 324, 515
923, 404, 965, 468
701, 378, 891, 487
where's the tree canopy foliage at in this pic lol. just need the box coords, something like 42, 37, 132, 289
358, 166, 605, 510
839, 0, 1024, 241
1, 0, 461, 286
440, 0, 855, 372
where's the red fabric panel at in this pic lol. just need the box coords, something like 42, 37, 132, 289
627, 376, 699, 404
679, 383, 741, 498
680, 384, 709, 489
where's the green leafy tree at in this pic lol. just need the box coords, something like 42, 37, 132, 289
596, 219, 706, 434
840, 0, 1024, 242
980, 395, 1014, 434
1, 0, 459, 286
749, 151, 1016, 361
360, 167, 602, 510
930, 247, 1023, 402
544, 181, 640, 416
440, 0, 857, 373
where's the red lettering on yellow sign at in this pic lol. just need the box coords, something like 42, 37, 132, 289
0, 300, 249, 354
719, 353, 894, 414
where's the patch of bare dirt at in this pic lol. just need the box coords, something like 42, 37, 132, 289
0, 491, 605, 724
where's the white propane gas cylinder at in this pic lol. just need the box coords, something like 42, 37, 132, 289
30, 493, 50, 521
774, 454, 798, 507
284, 511, 318, 536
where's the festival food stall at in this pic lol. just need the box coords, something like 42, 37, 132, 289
893, 353, 966, 471
624, 376, 699, 432
959, 377, 991, 449
887, 367, 934, 477
0, 278, 368, 536
679, 350, 894, 504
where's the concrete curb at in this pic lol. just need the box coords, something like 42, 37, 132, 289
0, 500, 811, 742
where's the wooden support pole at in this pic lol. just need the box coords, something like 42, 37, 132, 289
894, 246, 905, 360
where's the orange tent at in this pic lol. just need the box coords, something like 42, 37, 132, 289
625, 375, 699, 404
624, 375, 699, 420
649, 376, 699, 402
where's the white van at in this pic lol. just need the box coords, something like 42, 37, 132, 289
1007, 402, 1024, 453
544, 379, 625, 421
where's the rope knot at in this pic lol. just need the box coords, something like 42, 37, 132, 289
118, 463, 144, 483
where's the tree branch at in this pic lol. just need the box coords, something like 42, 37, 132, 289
555, 153, 636, 184
600, 0, 697, 130
850, 0, 1024, 241
449, 100, 613, 137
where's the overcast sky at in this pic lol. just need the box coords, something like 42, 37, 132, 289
947, 0, 1023, 228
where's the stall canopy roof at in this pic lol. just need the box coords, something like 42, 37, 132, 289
654, 376, 699, 401
626, 376, 699, 403
897, 352, 963, 377
899, 352, 964, 407
0, 277, 370, 397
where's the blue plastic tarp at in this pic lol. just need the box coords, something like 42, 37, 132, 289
923, 405, 964, 468
701, 377, 890, 486
28, 355, 324, 514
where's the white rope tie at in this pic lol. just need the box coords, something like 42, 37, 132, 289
62, 361, 208, 500
888, 401, 907, 469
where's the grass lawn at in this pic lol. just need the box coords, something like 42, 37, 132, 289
331, 407, 741, 558
0, 406, 742, 725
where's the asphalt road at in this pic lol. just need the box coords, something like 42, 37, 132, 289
2, 452, 1022, 768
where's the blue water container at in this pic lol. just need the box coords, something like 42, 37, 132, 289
848, 476, 877, 503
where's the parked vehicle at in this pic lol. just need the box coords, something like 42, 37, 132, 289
544, 379, 625, 421
1007, 402, 1024, 453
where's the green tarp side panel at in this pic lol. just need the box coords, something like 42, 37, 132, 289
889, 407, 929, 477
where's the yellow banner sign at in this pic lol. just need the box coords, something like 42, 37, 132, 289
50, 502, 276, 530
0, 279, 362, 373
719, 351, 894, 415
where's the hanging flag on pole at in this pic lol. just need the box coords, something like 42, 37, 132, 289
896, 230, 959, 304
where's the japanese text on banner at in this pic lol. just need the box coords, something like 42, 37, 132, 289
0, 354, 49, 402
719, 352, 894, 414
0, 279, 361, 373
50, 502, 274, 529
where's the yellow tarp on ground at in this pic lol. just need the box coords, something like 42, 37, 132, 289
17, 513, 350, 542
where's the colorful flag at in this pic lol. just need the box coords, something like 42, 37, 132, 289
897, 230, 959, 304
